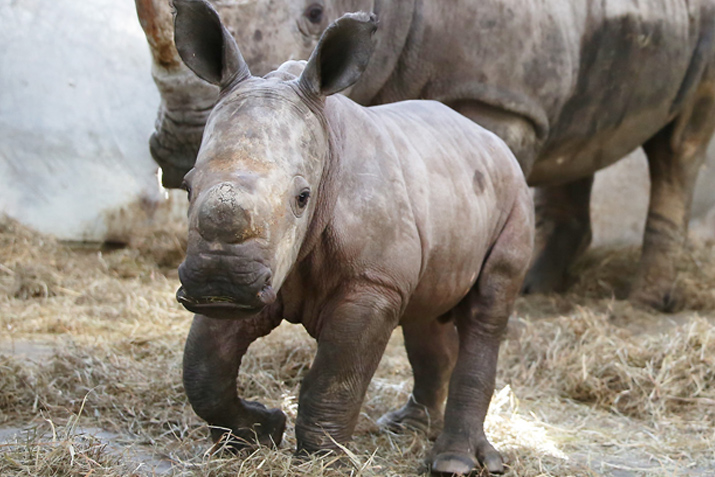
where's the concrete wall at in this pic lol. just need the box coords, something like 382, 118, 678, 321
0, 0, 712, 245
592, 148, 715, 246
0, 0, 169, 242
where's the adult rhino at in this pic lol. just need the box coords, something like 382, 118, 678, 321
171, 0, 534, 474
135, 0, 715, 311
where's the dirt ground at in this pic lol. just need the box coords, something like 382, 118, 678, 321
1, 214, 714, 476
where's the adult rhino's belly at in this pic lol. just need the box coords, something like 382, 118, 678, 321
528, 104, 674, 186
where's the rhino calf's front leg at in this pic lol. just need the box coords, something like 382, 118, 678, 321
183, 314, 285, 449
295, 288, 400, 454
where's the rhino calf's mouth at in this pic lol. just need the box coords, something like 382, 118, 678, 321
176, 285, 276, 318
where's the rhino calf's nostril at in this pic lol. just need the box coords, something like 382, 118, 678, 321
257, 285, 277, 305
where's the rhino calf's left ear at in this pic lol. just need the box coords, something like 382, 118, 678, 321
299, 12, 378, 98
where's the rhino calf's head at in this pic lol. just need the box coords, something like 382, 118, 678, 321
172, 0, 376, 319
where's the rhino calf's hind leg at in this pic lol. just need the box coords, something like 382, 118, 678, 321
431, 198, 533, 476
183, 314, 285, 449
521, 175, 593, 295
633, 81, 715, 311
377, 319, 459, 439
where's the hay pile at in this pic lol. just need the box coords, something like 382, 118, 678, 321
1, 214, 714, 476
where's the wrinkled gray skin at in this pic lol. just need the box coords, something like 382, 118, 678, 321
171, 0, 533, 474
136, 0, 715, 312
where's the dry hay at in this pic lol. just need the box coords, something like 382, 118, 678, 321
569, 238, 715, 310
2, 213, 715, 476
502, 311, 715, 421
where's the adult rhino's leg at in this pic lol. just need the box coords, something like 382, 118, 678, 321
295, 286, 399, 454
183, 314, 285, 449
633, 81, 715, 311
522, 175, 594, 294
377, 319, 458, 440
431, 196, 533, 476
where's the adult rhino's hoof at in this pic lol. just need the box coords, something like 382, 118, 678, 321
521, 261, 568, 295
377, 396, 443, 440
630, 280, 683, 313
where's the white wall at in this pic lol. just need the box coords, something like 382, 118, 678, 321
0, 0, 166, 242
591, 147, 715, 246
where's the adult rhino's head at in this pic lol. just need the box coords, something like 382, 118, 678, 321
171, 0, 377, 319
135, 0, 376, 188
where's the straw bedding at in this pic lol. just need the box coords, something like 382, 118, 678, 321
1, 214, 714, 476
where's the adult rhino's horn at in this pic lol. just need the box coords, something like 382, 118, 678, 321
135, 0, 183, 70
173, 0, 251, 90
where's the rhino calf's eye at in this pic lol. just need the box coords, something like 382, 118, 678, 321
305, 4, 324, 24
297, 189, 310, 208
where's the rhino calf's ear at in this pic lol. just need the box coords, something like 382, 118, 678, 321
299, 12, 378, 97
173, 0, 250, 88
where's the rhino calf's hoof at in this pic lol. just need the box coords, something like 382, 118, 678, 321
431, 453, 504, 475
430, 436, 504, 476
431, 450, 504, 476
209, 404, 287, 451
292, 448, 354, 469
378, 396, 443, 440
431, 453, 477, 475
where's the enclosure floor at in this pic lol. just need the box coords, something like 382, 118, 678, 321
2, 216, 714, 476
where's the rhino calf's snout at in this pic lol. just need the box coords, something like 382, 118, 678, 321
177, 254, 275, 316
197, 182, 253, 243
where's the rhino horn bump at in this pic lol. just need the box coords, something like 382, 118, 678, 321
134, 0, 183, 69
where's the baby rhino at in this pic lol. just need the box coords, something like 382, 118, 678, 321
173, 0, 533, 474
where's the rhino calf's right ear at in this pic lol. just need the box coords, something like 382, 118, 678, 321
173, 0, 250, 88
299, 12, 378, 98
